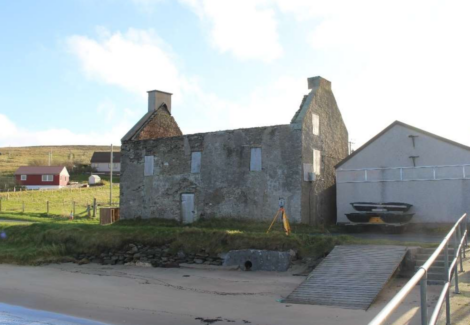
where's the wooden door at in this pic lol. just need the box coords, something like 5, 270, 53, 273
181, 194, 195, 224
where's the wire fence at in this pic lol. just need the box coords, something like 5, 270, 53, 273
0, 185, 120, 218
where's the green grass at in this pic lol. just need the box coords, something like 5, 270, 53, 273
0, 185, 119, 217
0, 213, 436, 265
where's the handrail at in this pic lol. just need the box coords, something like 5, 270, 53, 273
368, 213, 468, 325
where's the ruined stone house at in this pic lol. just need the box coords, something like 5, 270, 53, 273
120, 76, 348, 224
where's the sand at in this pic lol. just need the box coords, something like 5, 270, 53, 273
0, 263, 444, 325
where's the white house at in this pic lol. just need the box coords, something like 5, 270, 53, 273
90, 152, 121, 173
336, 121, 470, 225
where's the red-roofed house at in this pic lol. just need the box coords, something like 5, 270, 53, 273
14, 166, 70, 189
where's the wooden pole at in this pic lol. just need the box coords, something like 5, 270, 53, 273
22, 201, 25, 213
110, 144, 113, 206
93, 197, 97, 218
47, 200, 49, 215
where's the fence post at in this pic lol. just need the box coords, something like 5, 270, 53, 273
444, 242, 451, 325
419, 273, 428, 325
46, 201, 49, 215
93, 198, 97, 218
22, 201, 25, 213
73, 201, 76, 215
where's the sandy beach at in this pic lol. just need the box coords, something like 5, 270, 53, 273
0, 263, 444, 325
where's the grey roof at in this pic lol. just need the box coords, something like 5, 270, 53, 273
121, 103, 170, 142
15, 166, 67, 175
90, 152, 121, 163
335, 120, 470, 168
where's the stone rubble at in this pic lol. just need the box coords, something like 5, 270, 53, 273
73, 243, 224, 268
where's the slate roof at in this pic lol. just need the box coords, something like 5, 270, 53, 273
15, 166, 67, 175
335, 120, 470, 168
90, 152, 121, 163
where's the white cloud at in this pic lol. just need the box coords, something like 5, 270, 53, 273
67, 28, 181, 98
66, 28, 306, 138
0, 110, 134, 147
180, 0, 283, 62
272, 0, 470, 148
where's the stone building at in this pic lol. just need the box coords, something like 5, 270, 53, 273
120, 76, 348, 225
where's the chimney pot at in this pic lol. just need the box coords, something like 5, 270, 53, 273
147, 90, 172, 114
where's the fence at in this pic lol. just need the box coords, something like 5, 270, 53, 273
337, 164, 470, 183
368, 213, 469, 325
0, 186, 120, 218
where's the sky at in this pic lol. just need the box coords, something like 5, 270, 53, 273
1, 0, 470, 150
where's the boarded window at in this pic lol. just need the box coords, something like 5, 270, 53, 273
250, 148, 262, 171
191, 151, 202, 173
312, 113, 320, 135
144, 156, 154, 176
313, 149, 321, 175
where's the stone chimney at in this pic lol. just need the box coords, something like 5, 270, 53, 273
148, 90, 172, 114
308, 76, 331, 91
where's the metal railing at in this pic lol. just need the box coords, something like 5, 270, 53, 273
368, 213, 468, 325
337, 164, 470, 184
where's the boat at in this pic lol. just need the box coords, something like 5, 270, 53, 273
350, 202, 413, 212
346, 212, 414, 224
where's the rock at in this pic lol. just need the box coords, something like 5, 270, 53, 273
78, 258, 90, 265
133, 253, 141, 259
177, 251, 186, 259
135, 261, 152, 267
194, 259, 204, 264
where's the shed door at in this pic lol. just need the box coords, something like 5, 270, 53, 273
181, 194, 195, 224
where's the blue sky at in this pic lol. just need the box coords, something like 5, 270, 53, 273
1, 0, 469, 149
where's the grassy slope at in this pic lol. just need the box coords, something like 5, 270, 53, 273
0, 212, 436, 265
0, 185, 120, 217
0, 145, 121, 176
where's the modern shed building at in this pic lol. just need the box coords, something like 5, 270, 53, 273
15, 166, 69, 189
90, 152, 121, 173
120, 77, 348, 224
336, 121, 470, 225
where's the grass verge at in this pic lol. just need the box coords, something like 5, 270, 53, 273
0, 213, 436, 265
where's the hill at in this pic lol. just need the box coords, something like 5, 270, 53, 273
0, 145, 121, 176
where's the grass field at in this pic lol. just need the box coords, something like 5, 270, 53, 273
0, 185, 120, 217
0, 145, 121, 176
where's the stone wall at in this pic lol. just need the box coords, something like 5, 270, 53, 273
120, 125, 303, 222
293, 78, 349, 225
136, 108, 182, 140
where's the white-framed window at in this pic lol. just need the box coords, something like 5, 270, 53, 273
191, 151, 202, 173
250, 147, 262, 171
312, 113, 320, 135
144, 156, 154, 176
20, 175, 27, 181
42, 175, 53, 182
313, 149, 321, 175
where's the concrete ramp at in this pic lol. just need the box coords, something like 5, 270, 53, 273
285, 245, 408, 310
